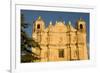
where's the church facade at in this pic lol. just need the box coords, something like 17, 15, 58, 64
32, 16, 88, 62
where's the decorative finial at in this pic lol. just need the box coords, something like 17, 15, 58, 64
38, 16, 42, 20
79, 17, 84, 21
68, 21, 71, 25
50, 21, 52, 25
63, 21, 65, 24
56, 21, 58, 24
80, 18, 82, 20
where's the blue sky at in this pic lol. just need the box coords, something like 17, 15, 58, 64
21, 10, 90, 44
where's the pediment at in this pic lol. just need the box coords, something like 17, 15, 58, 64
53, 22, 68, 32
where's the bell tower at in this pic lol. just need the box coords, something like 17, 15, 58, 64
76, 18, 88, 60
34, 16, 45, 32
77, 18, 86, 33
32, 16, 45, 43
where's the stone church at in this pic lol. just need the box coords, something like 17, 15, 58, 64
32, 16, 88, 62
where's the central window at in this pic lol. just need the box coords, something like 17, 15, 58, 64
58, 49, 64, 58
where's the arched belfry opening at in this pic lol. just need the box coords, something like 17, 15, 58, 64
37, 24, 40, 29
80, 24, 83, 29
